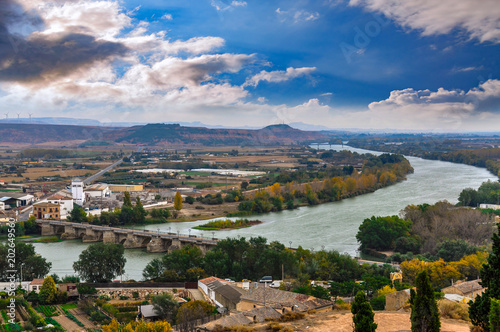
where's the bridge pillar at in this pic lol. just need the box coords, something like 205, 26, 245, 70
147, 237, 167, 252
61, 225, 78, 240
82, 228, 100, 243
123, 233, 145, 249
168, 238, 182, 252
41, 223, 56, 236
103, 231, 118, 244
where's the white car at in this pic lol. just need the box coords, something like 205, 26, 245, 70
269, 280, 282, 288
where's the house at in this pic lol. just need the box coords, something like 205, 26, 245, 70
43, 194, 74, 219
198, 277, 230, 306
137, 305, 158, 322
213, 284, 247, 311
33, 202, 61, 220
236, 287, 333, 313
0, 193, 34, 208
30, 279, 44, 293
0, 202, 5, 210
57, 283, 78, 297
441, 280, 485, 299
85, 183, 111, 199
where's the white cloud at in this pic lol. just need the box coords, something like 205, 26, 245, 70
363, 79, 500, 131
161, 13, 173, 21
349, 0, 500, 43
276, 8, 320, 23
210, 0, 247, 12
243, 67, 316, 87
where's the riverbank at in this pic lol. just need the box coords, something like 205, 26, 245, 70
28, 146, 498, 280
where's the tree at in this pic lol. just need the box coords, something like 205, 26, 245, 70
241, 181, 249, 190
176, 301, 215, 325
151, 293, 179, 323
410, 270, 440, 332
132, 197, 147, 224
351, 291, 377, 332
0, 242, 51, 281
490, 298, 500, 332
123, 191, 132, 207
38, 276, 57, 304
356, 215, 412, 251
470, 232, 500, 330
73, 243, 126, 283
174, 191, 183, 211
67, 206, 87, 223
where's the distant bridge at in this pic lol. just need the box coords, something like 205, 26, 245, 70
36, 220, 218, 253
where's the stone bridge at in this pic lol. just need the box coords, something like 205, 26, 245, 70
36, 220, 218, 253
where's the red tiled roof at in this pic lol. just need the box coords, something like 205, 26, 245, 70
199, 276, 228, 285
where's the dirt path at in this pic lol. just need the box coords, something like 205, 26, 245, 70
273, 310, 470, 332
70, 308, 99, 330
53, 315, 84, 332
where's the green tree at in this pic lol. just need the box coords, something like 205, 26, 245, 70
123, 191, 132, 207
73, 243, 126, 283
470, 232, 500, 330
24, 216, 39, 234
38, 276, 57, 304
132, 197, 147, 224
151, 293, 179, 323
0, 242, 51, 281
356, 215, 412, 251
410, 270, 440, 332
176, 301, 215, 325
490, 298, 500, 332
174, 191, 183, 211
351, 291, 377, 332
67, 206, 87, 223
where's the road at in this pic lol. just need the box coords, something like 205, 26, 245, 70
83, 154, 130, 185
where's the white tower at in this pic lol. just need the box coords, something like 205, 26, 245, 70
71, 178, 84, 206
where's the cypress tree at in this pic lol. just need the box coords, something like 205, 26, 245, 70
470, 232, 500, 330
410, 270, 440, 332
490, 298, 500, 332
351, 290, 377, 332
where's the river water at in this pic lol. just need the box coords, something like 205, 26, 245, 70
31, 145, 498, 280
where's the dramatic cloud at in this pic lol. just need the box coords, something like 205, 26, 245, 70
243, 67, 316, 87
0, 0, 129, 83
349, 0, 500, 43
364, 79, 500, 130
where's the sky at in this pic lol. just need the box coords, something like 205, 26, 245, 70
1, 0, 500, 132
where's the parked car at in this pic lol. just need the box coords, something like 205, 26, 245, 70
259, 276, 273, 283
269, 280, 282, 288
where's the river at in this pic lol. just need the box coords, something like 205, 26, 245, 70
31, 145, 498, 280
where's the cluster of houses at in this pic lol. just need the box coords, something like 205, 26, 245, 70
194, 277, 332, 330
0, 279, 78, 297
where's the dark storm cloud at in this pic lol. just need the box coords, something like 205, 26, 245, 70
0, 0, 129, 83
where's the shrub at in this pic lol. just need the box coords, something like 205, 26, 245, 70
334, 299, 351, 311
438, 300, 469, 321
279, 312, 305, 322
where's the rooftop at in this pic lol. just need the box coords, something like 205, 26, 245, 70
199, 276, 228, 286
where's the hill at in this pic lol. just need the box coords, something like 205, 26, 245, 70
0, 123, 328, 146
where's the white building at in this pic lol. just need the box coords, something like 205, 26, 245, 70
71, 178, 84, 206
0, 202, 4, 210
84, 183, 111, 199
